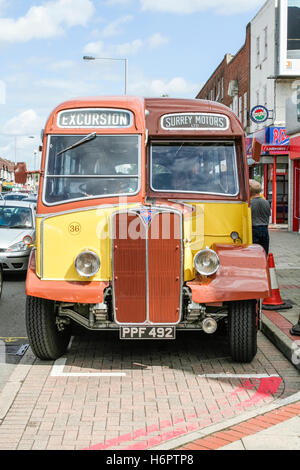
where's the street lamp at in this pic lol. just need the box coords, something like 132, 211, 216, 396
83, 55, 128, 95
13, 135, 35, 164
0, 133, 36, 164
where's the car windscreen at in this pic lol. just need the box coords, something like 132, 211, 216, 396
0, 206, 33, 229
4, 194, 27, 200
150, 141, 239, 196
44, 134, 140, 204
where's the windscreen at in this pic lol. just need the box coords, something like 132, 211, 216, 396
0, 206, 33, 229
150, 141, 239, 195
287, 0, 300, 59
44, 134, 140, 204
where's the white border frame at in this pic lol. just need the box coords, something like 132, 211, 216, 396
160, 113, 230, 131
42, 134, 141, 207
57, 108, 134, 129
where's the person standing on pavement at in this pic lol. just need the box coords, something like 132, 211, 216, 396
249, 179, 271, 255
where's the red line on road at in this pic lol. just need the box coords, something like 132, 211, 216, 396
84, 377, 282, 451
230, 377, 283, 409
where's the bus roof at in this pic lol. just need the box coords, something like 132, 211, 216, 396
44, 96, 243, 137
44, 95, 146, 135
145, 97, 244, 138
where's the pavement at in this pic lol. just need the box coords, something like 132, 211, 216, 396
177, 225, 300, 451
0, 226, 299, 451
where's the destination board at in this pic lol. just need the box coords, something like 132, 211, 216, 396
161, 113, 229, 131
57, 108, 133, 128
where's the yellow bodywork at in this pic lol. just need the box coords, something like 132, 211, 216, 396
36, 202, 252, 282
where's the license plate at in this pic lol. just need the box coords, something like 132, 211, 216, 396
120, 326, 175, 340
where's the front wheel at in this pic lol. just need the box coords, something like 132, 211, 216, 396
228, 300, 257, 363
26, 296, 71, 360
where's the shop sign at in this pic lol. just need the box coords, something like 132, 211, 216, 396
250, 105, 269, 123
268, 127, 289, 146
262, 144, 290, 152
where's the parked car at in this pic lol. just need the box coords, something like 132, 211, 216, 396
0, 263, 3, 299
23, 194, 37, 211
3, 192, 28, 201
23, 194, 38, 204
0, 201, 36, 271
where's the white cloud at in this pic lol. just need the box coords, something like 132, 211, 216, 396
103, 0, 133, 5
83, 40, 107, 56
130, 75, 200, 98
83, 32, 166, 58
0, 0, 95, 43
35, 78, 96, 98
0, 0, 8, 13
83, 38, 143, 57
140, 0, 264, 15
102, 15, 133, 37
115, 39, 143, 55
148, 33, 168, 49
2, 109, 43, 136
48, 60, 76, 71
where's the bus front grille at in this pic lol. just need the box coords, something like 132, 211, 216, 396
112, 209, 182, 325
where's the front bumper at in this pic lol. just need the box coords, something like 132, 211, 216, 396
0, 250, 31, 271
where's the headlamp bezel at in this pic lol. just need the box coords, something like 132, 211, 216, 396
194, 248, 220, 276
75, 250, 100, 278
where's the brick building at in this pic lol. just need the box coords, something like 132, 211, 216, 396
196, 23, 251, 133
0, 157, 15, 191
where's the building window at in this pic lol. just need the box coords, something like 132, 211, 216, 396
256, 36, 260, 65
263, 84, 267, 106
221, 77, 224, 100
264, 27, 268, 60
297, 85, 300, 122
287, 0, 300, 60
233, 95, 238, 116
239, 96, 242, 122
243, 92, 248, 128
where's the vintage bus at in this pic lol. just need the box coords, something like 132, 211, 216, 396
25, 96, 270, 363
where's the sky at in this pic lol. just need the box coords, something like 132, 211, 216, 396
0, 0, 266, 170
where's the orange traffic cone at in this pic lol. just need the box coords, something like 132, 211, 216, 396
262, 253, 292, 310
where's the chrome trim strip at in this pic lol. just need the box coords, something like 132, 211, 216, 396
38, 203, 143, 280
145, 215, 149, 323
149, 140, 239, 197
42, 133, 142, 207
40, 218, 44, 278
160, 113, 230, 132
167, 199, 245, 204
111, 209, 147, 326
46, 174, 139, 178
37, 203, 143, 219
56, 108, 134, 129
147, 208, 183, 326
111, 206, 183, 326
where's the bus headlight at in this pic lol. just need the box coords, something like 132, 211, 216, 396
194, 248, 220, 276
75, 250, 100, 277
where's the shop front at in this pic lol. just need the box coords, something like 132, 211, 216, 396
289, 134, 300, 232
247, 127, 289, 225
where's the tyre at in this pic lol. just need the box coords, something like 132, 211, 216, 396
228, 300, 257, 363
26, 296, 71, 360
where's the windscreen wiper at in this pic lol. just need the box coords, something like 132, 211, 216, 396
56, 132, 97, 157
